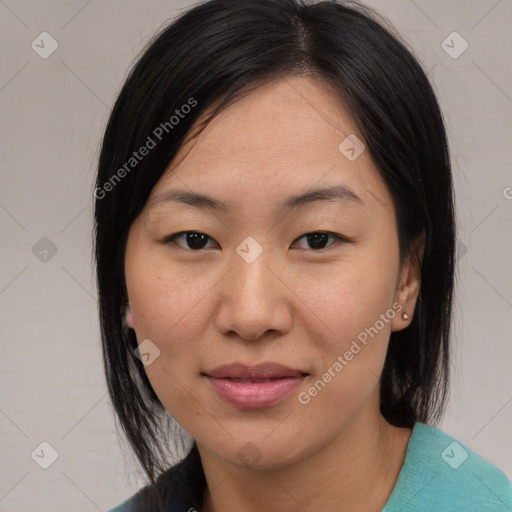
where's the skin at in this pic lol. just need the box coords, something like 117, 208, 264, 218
124, 75, 425, 512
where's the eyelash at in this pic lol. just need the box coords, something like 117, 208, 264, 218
162, 231, 348, 251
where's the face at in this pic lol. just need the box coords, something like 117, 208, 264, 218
124, 75, 419, 468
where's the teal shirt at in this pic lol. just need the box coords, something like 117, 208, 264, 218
382, 422, 512, 511
110, 422, 512, 511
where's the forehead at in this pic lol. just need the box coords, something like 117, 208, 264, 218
147, 75, 391, 214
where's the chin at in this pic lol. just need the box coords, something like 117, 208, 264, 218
196, 431, 316, 471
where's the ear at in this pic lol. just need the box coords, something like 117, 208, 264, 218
391, 231, 425, 332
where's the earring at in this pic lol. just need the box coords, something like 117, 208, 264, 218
401, 312, 409, 320
125, 304, 134, 328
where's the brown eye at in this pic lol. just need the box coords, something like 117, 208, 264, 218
165, 231, 217, 250
292, 232, 344, 250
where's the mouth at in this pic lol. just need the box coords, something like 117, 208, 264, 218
203, 363, 309, 409
204, 362, 308, 379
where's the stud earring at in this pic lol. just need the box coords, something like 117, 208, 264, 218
401, 312, 409, 320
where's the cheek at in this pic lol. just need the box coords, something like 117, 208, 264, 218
125, 252, 221, 409
293, 277, 396, 425
129, 284, 207, 430
289, 254, 398, 406
290, 254, 398, 348
128, 279, 208, 372
126, 244, 217, 341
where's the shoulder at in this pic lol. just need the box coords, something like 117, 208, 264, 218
383, 422, 512, 512
107, 445, 205, 512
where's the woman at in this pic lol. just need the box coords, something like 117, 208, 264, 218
94, 0, 512, 510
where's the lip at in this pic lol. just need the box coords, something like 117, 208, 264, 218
203, 363, 308, 409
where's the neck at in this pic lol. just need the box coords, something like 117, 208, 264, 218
198, 393, 413, 512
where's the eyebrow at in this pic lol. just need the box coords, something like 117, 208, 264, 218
149, 183, 363, 214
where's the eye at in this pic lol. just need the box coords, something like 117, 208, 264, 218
164, 231, 218, 250
163, 230, 347, 251
291, 231, 345, 250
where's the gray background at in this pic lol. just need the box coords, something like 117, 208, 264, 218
1, 0, 511, 510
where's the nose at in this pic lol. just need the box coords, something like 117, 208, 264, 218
214, 245, 292, 341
